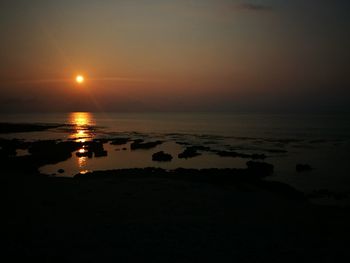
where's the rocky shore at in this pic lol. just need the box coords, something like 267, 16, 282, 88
2, 123, 350, 262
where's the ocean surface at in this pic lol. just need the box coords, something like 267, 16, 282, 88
1, 112, 350, 204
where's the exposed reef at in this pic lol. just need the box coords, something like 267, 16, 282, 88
308, 189, 347, 200
152, 151, 173, 162
3, 122, 350, 262
0, 138, 29, 158
178, 147, 201, 159
130, 140, 163, 150
215, 150, 266, 160
74, 140, 108, 158
110, 138, 130, 145
246, 161, 274, 176
0, 123, 63, 134
296, 164, 313, 172
2, 139, 81, 172
74, 161, 306, 201
266, 149, 288, 154
178, 146, 210, 159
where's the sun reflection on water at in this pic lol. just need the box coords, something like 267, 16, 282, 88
68, 112, 95, 174
69, 112, 95, 142
78, 156, 87, 167
77, 156, 90, 174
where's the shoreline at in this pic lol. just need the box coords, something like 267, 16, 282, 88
3, 123, 350, 261
1, 122, 348, 203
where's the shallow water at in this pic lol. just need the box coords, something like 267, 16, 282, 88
1, 112, 350, 203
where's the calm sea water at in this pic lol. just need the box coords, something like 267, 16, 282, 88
1, 112, 350, 204
2, 112, 350, 138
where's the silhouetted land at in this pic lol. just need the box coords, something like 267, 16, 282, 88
0, 123, 63, 133
2, 124, 350, 262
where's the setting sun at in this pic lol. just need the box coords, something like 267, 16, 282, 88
76, 75, 84, 84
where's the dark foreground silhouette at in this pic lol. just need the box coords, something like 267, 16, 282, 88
1, 127, 350, 262
5, 171, 350, 262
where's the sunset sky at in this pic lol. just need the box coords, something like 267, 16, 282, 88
1, 0, 349, 112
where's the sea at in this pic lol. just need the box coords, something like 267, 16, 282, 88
1, 112, 350, 204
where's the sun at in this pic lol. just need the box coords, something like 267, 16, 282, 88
76, 75, 85, 84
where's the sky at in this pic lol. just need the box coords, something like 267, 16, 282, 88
0, 0, 349, 113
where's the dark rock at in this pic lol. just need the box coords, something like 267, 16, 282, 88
27, 140, 82, 166
308, 189, 347, 200
296, 164, 312, 172
178, 147, 201, 159
246, 161, 274, 177
74, 167, 304, 201
309, 139, 326, 144
131, 140, 163, 150
83, 141, 108, 158
266, 149, 288, 154
334, 193, 348, 200
76, 150, 93, 158
191, 145, 211, 151
0, 123, 62, 134
84, 141, 104, 152
309, 189, 332, 198
178, 145, 211, 159
216, 151, 241, 157
175, 141, 191, 146
152, 151, 173, 162
254, 180, 306, 201
265, 138, 301, 144
110, 138, 130, 145
0, 138, 19, 157
94, 139, 110, 144
203, 141, 218, 145
216, 151, 266, 160
251, 153, 267, 160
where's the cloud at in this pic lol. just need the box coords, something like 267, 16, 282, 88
235, 3, 272, 12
